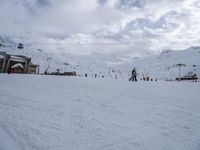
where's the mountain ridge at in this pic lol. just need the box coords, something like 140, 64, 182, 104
0, 35, 200, 80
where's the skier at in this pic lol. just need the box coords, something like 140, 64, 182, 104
129, 67, 137, 81
146, 75, 149, 81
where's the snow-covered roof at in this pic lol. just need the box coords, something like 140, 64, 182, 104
9, 55, 29, 62
29, 62, 39, 67
0, 55, 4, 59
11, 63, 24, 69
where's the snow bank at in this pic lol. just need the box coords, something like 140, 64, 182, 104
0, 74, 200, 150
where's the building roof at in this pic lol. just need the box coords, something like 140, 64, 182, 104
29, 62, 39, 67
0, 55, 4, 59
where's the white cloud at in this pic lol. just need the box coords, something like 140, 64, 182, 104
0, 0, 200, 55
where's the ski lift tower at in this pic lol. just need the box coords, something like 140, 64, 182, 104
46, 57, 52, 71
176, 63, 186, 81
63, 62, 69, 72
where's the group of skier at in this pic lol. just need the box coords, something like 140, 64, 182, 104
129, 67, 153, 82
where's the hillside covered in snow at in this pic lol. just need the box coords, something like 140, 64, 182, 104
0, 36, 200, 80
1, 36, 200, 150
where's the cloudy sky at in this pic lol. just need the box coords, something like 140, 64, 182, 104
0, 0, 200, 55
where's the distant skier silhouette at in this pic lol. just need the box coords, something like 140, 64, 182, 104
129, 68, 137, 82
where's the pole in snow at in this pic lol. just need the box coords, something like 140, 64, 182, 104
176, 63, 186, 81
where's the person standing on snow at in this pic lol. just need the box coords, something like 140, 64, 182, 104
131, 68, 137, 82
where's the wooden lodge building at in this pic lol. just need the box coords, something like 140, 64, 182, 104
0, 52, 39, 74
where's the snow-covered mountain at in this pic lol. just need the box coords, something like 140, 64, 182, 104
0, 35, 200, 80
116, 47, 200, 80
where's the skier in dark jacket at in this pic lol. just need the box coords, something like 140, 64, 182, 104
129, 68, 137, 81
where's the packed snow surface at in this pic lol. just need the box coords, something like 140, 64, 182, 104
0, 74, 200, 150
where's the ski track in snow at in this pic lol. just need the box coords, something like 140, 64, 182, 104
0, 74, 200, 150
0, 125, 23, 150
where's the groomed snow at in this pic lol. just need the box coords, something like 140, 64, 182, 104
0, 74, 200, 150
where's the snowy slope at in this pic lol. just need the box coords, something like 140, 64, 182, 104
0, 38, 134, 76
113, 47, 200, 80
0, 36, 200, 80
138, 47, 200, 80
0, 74, 200, 150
